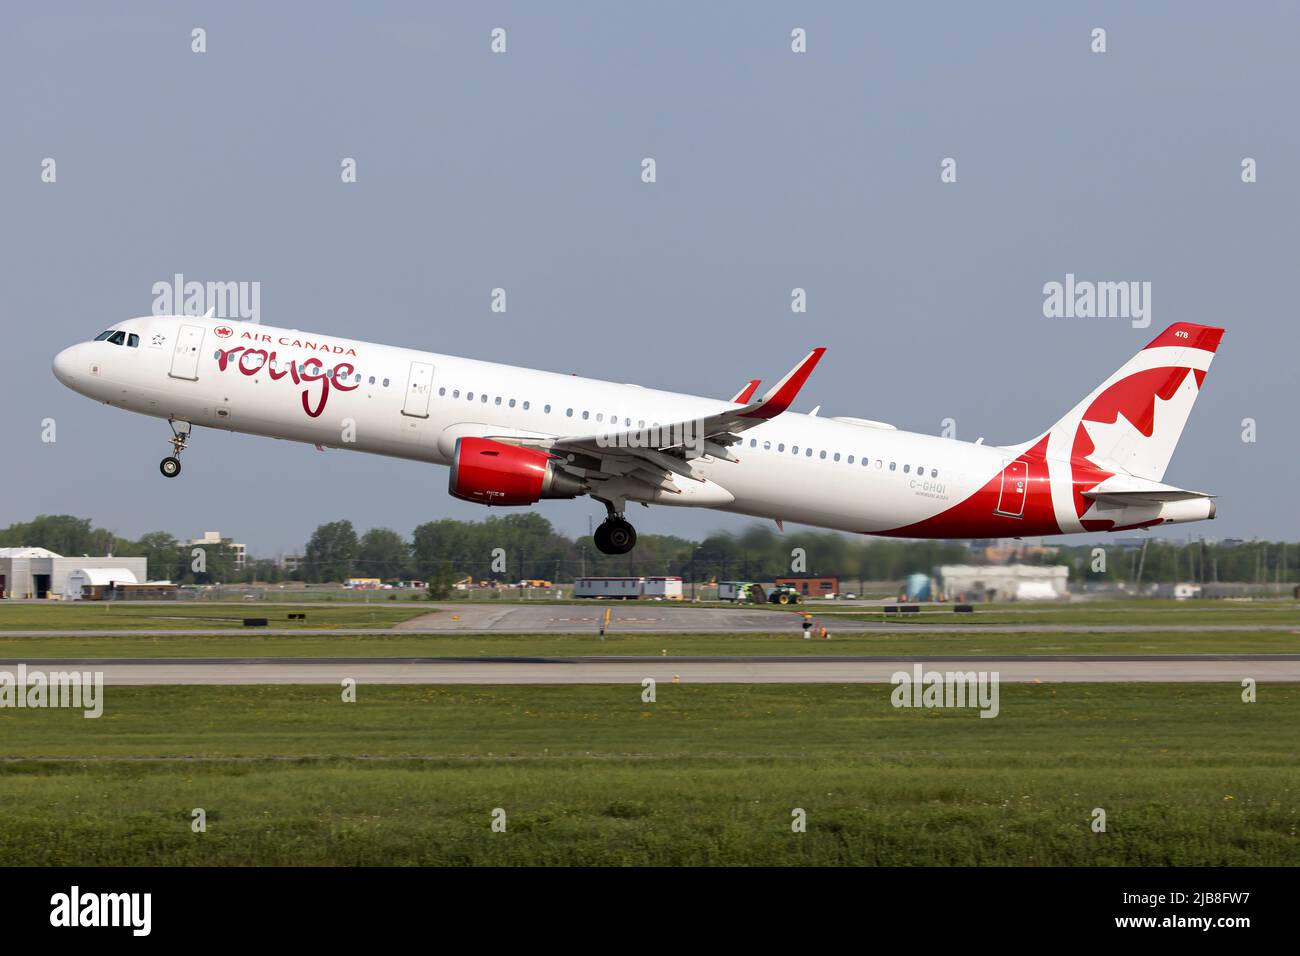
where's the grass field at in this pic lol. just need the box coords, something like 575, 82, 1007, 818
1, 628, 1298, 659
0, 603, 432, 630
0, 683, 1295, 865
833, 601, 1300, 627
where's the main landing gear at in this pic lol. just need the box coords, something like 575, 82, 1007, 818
593, 500, 637, 555
160, 419, 191, 478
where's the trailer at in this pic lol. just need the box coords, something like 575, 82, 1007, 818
574, 576, 645, 599
642, 576, 683, 600
717, 581, 758, 602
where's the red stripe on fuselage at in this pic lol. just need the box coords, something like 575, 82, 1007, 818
876, 436, 1061, 538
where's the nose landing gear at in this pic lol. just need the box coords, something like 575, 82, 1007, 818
592, 499, 637, 555
160, 419, 191, 478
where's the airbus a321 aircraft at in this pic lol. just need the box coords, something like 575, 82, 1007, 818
52, 317, 1221, 554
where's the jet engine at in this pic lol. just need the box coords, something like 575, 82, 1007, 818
449, 437, 586, 506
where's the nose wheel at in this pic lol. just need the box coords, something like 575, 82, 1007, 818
160, 419, 192, 479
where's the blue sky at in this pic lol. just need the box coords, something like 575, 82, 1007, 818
3, 2, 1296, 555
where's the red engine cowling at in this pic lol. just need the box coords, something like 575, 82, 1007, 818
449, 437, 586, 506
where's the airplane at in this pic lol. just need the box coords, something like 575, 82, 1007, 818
52, 317, 1221, 554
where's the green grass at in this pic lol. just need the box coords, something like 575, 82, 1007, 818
834, 601, 1300, 627
0, 603, 432, 630
0, 628, 1296, 659
0, 683, 1295, 865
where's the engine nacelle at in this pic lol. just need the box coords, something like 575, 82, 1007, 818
449, 437, 586, 506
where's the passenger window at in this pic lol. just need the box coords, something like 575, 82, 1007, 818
889, 462, 896, 471
509, 399, 516, 408
453, 389, 460, 398
481, 394, 488, 403
437, 386, 444, 395
763, 441, 771, 450
383, 378, 390, 387
792, 446, 799, 454
566, 408, 573, 417
903, 465, 910, 473
805, 448, 813, 457
638, 420, 645, 429
847, 455, 854, 464
543, 404, 550, 413
127, 333, 140, 348
596, 413, 604, 422
833, 453, 841, 462
749, 439, 757, 448
495, 396, 502, 405
108, 331, 126, 345
931, 469, 938, 478
582, 410, 589, 420
819, 450, 827, 460
467, 392, 474, 401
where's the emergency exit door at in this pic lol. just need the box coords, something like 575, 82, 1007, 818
994, 459, 1027, 517
401, 362, 435, 418
168, 325, 206, 380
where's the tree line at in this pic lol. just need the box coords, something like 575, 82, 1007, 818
1, 513, 1296, 588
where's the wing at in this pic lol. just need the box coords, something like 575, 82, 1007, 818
489, 348, 826, 499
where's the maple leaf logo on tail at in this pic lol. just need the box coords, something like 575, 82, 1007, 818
1000, 323, 1223, 532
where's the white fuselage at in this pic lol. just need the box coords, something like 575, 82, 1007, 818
52, 315, 1207, 538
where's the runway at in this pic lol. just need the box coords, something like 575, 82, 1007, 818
5, 655, 1297, 684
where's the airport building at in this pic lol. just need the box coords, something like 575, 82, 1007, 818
936, 564, 1069, 602
189, 531, 247, 571
774, 576, 840, 598
0, 547, 149, 600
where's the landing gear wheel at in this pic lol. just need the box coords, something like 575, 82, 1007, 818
594, 518, 637, 555
160, 419, 192, 479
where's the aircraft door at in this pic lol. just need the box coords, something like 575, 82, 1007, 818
994, 459, 1027, 517
169, 325, 206, 381
402, 361, 435, 418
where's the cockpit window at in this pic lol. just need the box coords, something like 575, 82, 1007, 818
127, 333, 139, 348
94, 330, 114, 341
107, 331, 126, 345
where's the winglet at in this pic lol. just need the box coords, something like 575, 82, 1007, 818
730, 379, 762, 404
739, 348, 826, 419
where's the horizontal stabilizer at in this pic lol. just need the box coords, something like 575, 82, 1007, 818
1084, 489, 1212, 504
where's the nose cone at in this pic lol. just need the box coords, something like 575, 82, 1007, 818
52, 345, 80, 386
